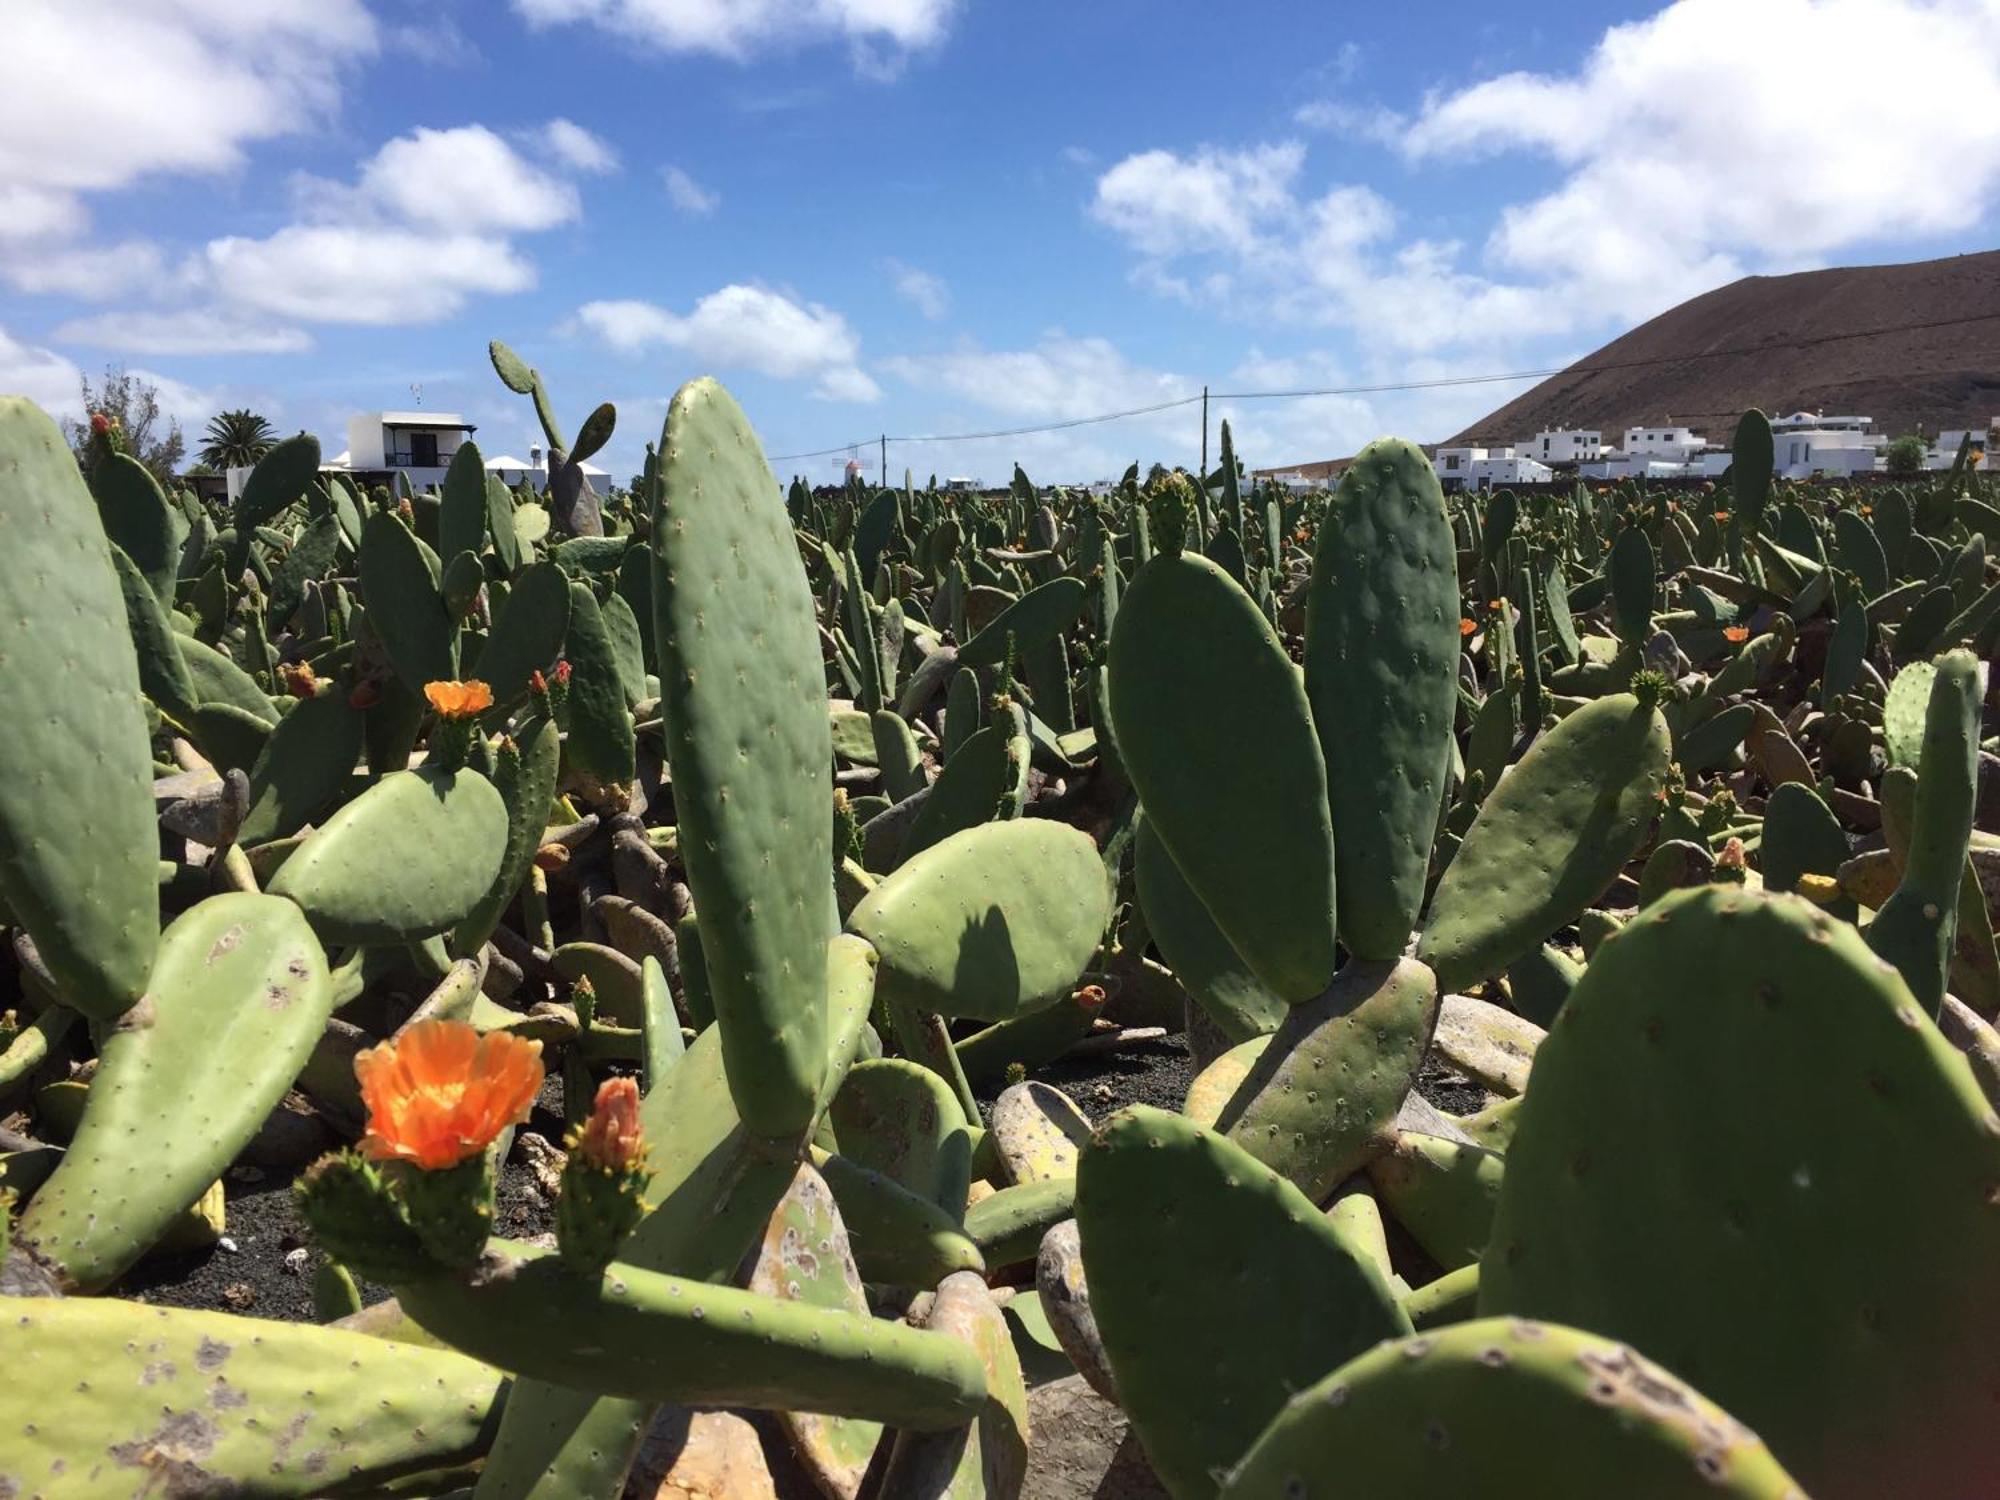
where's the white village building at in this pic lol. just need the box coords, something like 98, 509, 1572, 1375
1769, 412, 1883, 479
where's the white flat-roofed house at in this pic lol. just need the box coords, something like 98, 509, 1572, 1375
1433, 445, 1512, 492
1525, 428, 1602, 465
1470, 455, 1552, 489
1770, 413, 1883, 478
1621, 425, 1706, 462
484, 445, 614, 494
344, 411, 476, 492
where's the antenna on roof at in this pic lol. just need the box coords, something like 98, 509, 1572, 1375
410, 383, 423, 409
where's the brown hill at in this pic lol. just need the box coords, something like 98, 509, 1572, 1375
1447, 250, 2000, 449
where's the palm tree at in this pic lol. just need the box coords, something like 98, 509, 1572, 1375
198, 409, 276, 470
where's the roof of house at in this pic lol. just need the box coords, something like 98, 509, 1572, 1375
373, 411, 475, 429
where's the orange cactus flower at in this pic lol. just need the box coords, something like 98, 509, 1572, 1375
1487, 599, 1505, 613
1713, 510, 1731, 523
425, 679, 494, 719
1724, 625, 1750, 643
277, 661, 319, 699
1459, 617, 1478, 637
356, 1019, 544, 1171
574, 1077, 646, 1170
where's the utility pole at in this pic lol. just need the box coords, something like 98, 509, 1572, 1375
880, 435, 887, 488
1200, 386, 1209, 479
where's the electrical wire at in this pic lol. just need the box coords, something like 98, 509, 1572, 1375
764, 308, 2000, 463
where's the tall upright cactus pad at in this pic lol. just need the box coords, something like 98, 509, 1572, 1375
0, 397, 158, 1021
359, 509, 458, 689
396, 1241, 988, 1430
1304, 438, 1459, 960
0, 1297, 504, 1499
651, 378, 831, 1138
9, 894, 331, 1292
268, 765, 508, 944
1077, 1105, 1410, 1499
1109, 551, 1338, 1003
1866, 648, 1980, 1015
1135, 819, 1285, 1042
1731, 408, 1773, 537
1215, 956, 1439, 1201
847, 820, 1110, 1023
1419, 691, 1669, 991
1479, 886, 2000, 1500
453, 717, 561, 956
1220, 1319, 1805, 1499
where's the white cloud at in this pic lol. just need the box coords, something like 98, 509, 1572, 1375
0, 326, 85, 417
53, 309, 312, 356
887, 260, 949, 320
0, 1, 376, 221
3, 241, 167, 301
1401, 0, 2000, 317
883, 333, 1188, 422
661, 165, 720, 216
574, 285, 879, 401
511, 0, 954, 72
357, 126, 579, 232
206, 227, 536, 324
1091, 143, 1304, 257
534, 118, 620, 174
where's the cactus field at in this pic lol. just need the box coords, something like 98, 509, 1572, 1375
4, 348, 2000, 1499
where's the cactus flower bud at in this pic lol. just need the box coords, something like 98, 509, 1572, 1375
277, 661, 319, 699
1714, 837, 1749, 885
89, 412, 111, 436
557, 1077, 654, 1273
1723, 625, 1750, 644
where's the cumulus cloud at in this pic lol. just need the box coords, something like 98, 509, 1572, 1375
511, 0, 954, 73
0, 325, 85, 415
54, 309, 313, 356
887, 261, 950, 320
356, 126, 580, 232
205, 228, 536, 324
574, 286, 880, 401
533, 118, 620, 174
661, 165, 719, 216
1102, 0, 2000, 354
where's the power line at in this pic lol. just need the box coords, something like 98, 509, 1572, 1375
765, 308, 2000, 464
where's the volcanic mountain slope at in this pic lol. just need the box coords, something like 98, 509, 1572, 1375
1446, 250, 2000, 449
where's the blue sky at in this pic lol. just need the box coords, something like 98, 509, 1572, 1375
5, 0, 1998, 484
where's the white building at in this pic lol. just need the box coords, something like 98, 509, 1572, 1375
1928, 426, 1996, 470
1580, 455, 1691, 482
340, 410, 477, 492
1525, 428, 1602, 464
484, 446, 614, 494
1470, 456, 1552, 489
1432, 445, 1512, 491
1770, 413, 1883, 479
1621, 425, 1706, 462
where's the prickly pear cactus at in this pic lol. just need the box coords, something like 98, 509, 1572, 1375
1220, 1318, 1806, 1499
0, 397, 159, 1021
651, 378, 832, 1138
1480, 885, 2000, 1499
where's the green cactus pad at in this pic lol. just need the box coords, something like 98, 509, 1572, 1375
876, 1269, 1030, 1499
397, 1240, 988, 1431
900, 712, 1029, 864
1479, 885, 2000, 1499
0, 1296, 502, 1499
957, 575, 1086, 668
749, 1164, 885, 1495
1135, 819, 1285, 1043
452, 717, 560, 956
1867, 649, 1980, 1013
1184, 1036, 1269, 1127
1215, 956, 1439, 1202
990, 1079, 1092, 1184
473, 560, 572, 713
268, 765, 508, 944
234, 431, 323, 531
829, 1057, 973, 1216
848, 819, 1110, 1023
1366, 1129, 1504, 1271
812, 1146, 986, 1286
1882, 658, 1936, 768
1220, 1318, 1805, 1499
1304, 438, 1460, 960
1419, 692, 1670, 991
1077, 1105, 1411, 1499
239, 688, 366, 845
92, 453, 179, 606
1109, 550, 1338, 1003
651, 378, 832, 1138
561, 582, 636, 785
108, 540, 198, 723
0, 398, 159, 1021
965, 1176, 1075, 1270
10, 893, 331, 1291
360, 509, 458, 689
